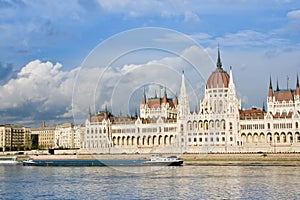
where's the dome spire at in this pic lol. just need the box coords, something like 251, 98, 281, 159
276, 78, 279, 91
217, 45, 222, 69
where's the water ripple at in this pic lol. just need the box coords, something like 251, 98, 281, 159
0, 164, 300, 199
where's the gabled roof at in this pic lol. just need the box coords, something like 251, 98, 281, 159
147, 97, 176, 109
274, 90, 295, 102
272, 111, 293, 119
239, 108, 266, 120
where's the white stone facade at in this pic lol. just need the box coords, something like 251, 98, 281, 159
82, 49, 300, 153
54, 123, 81, 149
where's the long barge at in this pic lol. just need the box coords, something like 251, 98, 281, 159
22, 154, 183, 167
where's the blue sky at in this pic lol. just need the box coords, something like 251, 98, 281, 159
1, 0, 300, 126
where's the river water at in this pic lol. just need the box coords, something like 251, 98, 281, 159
0, 163, 299, 199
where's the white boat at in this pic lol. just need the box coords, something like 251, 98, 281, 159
0, 156, 19, 164
143, 154, 183, 166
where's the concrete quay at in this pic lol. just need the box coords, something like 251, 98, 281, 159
13, 151, 300, 165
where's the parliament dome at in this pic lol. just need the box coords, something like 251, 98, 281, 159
206, 48, 230, 89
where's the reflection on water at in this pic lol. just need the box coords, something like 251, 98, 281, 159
0, 163, 299, 199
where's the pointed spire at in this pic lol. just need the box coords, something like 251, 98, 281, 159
105, 104, 108, 113
174, 93, 178, 106
88, 105, 92, 121
134, 108, 138, 119
154, 89, 157, 98
262, 101, 266, 112
229, 66, 234, 85
216, 46, 222, 69
104, 104, 108, 120
179, 70, 190, 117
141, 87, 146, 104
162, 86, 167, 103
276, 78, 279, 91
268, 76, 273, 97
296, 74, 300, 96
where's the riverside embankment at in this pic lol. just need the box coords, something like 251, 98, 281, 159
13, 152, 300, 165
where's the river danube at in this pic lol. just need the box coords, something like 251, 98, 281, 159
0, 163, 299, 199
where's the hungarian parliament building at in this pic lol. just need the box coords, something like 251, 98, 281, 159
83, 50, 300, 154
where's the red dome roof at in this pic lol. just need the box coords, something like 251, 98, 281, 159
206, 68, 230, 89
206, 48, 230, 89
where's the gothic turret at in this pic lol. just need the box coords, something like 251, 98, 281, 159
179, 71, 190, 117
296, 74, 300, 96
228, 66, 235, 91
174, 93, 178, 106
141, 88, 146, 104
268, 76, 273, 97
162, 87, 167, 104
88, 105, 92, 122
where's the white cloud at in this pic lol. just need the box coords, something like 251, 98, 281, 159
287, 10, 300, 19
0, 60, 78, 123
96, 0, 200, 23
72, 45, 215, 124
216, 30, 289, 47
184, 11, 200, 23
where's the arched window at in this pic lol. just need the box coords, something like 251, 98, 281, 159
296, 122, 298, 129
219, 100, 223, 113
187, 121, 192, 131
209, 120, 214, 129
194, 121, 198, 131
205, 121, 208, 130
199, 121, 203, 129
222, 121, 226, 130
215, 120, 220, 128
229, 122, 233, 130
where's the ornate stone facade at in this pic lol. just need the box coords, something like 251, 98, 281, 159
83, 49, 300, 153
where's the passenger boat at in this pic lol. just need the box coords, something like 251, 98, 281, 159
143, 154, 183, 166
0, 156, 19, 165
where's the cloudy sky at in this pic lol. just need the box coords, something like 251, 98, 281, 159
1, 0, 300, 126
